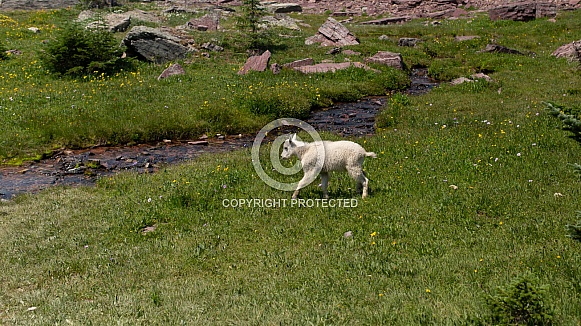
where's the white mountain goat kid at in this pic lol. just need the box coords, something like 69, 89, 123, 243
281, 134, 377, 199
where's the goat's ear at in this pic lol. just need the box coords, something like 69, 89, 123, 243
290, 133, 296, 143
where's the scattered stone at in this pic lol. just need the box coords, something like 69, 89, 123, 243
141, 224, 157, 235
360, 16, 411, 25
480, 44, 523, 55
260, 15, 301, 30
80, 11, 131, 32
398, 37, 421, 47
270, 63, 282, 74
331, 11, 357, 17
364, 51, 404, 70
126, 9, 163, 24
162, 6, 198, 15
450, 77, 474, 85
552, 40, 581, 62
343, 231, 353, 238
238, 50, 271, 75
157, 63, 186, 80
472, 73, 492, 82
454, 35, 480, 42
187, 140, 209, 146
342, 49, 361, 56
451, 8, 469, 18
201, 42, 224, 52
283, 58, 315, 69
184, 13, 220, 31
489, 1, 557, 21
293, 61, 377, 74
6, 49, 22, 56
27, 27, 40, 33
451, 73, 493, 85
104, 13, 131, 32
122, 26, 190, 63
305, 17, 359, 47
266, 3, 303, 13
424, 9, 456, 19
326, 47, 341, 55
378, 35, 390, 41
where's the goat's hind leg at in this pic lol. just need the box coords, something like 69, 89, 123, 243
320, 172, 329, 199
350, 168, 370, 199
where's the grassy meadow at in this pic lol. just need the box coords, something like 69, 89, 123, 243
1, 3, 581, 324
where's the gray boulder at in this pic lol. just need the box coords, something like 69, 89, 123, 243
266, 3, 303, 13
122, 26, 190, 63
260, 15, 301, 30
365, 51, 404, 70
552, 40, 581, 62
398, 37, 421, 47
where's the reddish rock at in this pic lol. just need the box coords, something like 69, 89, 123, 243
283, 58, 315, 69
157, 63, 186, 80
364, 51, 404, 70
305, 17, 359, 47
238, 50, 271, 75
185, 14, 220, 31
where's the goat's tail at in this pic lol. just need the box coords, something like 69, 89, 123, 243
365, 152, 377, 158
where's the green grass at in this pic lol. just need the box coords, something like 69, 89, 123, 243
1, 5, 581, 325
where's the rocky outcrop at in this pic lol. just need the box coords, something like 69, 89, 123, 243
488, 1, 557, 21
305, 17, 358, 47
552, 40, 581, 62
2, 0, 579, 18
122, 26, 191, 63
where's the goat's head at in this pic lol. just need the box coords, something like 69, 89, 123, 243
281, 133, 304, 159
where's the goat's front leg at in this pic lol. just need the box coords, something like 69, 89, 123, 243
320, 172, 329, 199
292, 171, 316, 199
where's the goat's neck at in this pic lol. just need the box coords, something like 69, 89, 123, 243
292, 144, 309, 159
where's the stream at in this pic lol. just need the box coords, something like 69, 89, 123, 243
0, 68, 438, 200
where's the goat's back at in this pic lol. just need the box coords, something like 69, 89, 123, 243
317, 140, 368, 172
